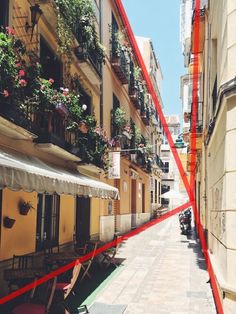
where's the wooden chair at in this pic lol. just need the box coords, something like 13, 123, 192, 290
12, 277, 57, 314
12, 254, 34, 269
56, 262, 88, 314
101, 234, 121, 268
7, 254, 35, 292
80, 242, 98, 283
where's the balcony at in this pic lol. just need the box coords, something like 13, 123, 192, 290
34, 110, 80, 162
111, 40, 130, 84
74, 45, 102, 86
0, 101, 38, 140
140, 106, 150, 126
130, 150, 152, 173
129, 78, 142, 109
155, 155, 165, 172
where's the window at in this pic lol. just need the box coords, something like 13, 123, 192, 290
151, 191, 153, 204
0, 0, 9, 27
40, 36, 62, 89
164, 162, 169, 173
154, 180, 157, 203
79, 88, 92, 116
36, 194, 60, 251
112, 13, 119, 34
113, 93, 120, 111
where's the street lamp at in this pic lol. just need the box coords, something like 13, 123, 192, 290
174, 135, 186, 149
25, 4, 43, 40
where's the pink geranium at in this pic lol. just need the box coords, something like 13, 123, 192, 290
6, 26, 15, 35
19, 79, 27, 87
19, 70, 25, 77
3, 90, 9, 98
49, 78, 54, 84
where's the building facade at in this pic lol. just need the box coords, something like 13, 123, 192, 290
0, 0, 165, 297
136, 36, 164, 217
181, 0, 236, 312
161, 115, 181, 208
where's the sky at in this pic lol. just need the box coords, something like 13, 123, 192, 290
123, 0, 185, 119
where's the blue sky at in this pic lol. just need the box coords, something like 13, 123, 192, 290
123, 0, 185, 118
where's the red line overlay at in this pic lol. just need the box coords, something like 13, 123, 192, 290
116, 1, 224, 313
0, 202, 191, 305
115, 0, 192, 200
190, 1, 223, 313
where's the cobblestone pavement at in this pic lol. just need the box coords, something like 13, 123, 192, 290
90, 216, 216, 314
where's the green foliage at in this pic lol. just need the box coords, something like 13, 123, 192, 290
0, 29, 25, 102
112, 107, 127, 129
134, 125, 142, 146
54, 0, 105, 60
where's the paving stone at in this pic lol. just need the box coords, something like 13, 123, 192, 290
89, 216, 216, 314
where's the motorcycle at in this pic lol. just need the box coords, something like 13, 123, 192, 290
179, 208, 192, 234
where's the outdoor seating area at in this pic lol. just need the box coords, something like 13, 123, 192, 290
2, 236, 124, 314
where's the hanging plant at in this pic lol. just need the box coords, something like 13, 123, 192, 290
19, 201, 35, 215
4, 216, 16, 228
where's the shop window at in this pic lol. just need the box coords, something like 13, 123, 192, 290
0, 0, 9, 27
36, 194, 60, 251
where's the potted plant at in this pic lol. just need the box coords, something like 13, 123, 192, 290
4, 216, 16, 228
19, 201, 34, 215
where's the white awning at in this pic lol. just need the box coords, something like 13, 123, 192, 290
0, 147, 119, 200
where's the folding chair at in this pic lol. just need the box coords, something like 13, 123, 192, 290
101, 234, 121, 268
80, 242, 98, 283
12, 277, 57, 314
57, 262, 88, 314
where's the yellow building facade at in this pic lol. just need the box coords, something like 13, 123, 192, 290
0, 0, 164, 297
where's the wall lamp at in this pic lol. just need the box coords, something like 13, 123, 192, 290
25, 4, 43, 40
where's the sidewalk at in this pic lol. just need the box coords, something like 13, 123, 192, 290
87, 216, 216, 314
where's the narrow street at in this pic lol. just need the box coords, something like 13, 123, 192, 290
88, 217, 216, 314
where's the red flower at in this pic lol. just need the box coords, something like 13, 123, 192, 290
3, 90, 9, 98
19, 79, 27, 87
48, 78, 54, 84
19, 70, 25, 77
63, 91, 68, 96
15, 62, 21, 68
6, 26, 15, 35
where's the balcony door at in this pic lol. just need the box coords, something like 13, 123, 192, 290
0, 0, 9, 27
40, 36, 62, 89
36, 194, 60, 251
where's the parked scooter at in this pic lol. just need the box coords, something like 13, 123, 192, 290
179, 208, 192, 234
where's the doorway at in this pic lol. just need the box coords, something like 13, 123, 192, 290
131, 179, 137, 228
76, 197, 91, 245
142, 184, 145, 213
36, 194, 60, 252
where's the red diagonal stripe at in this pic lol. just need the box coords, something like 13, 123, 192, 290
0, 202, 191, 305
115, 0, 192, 200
